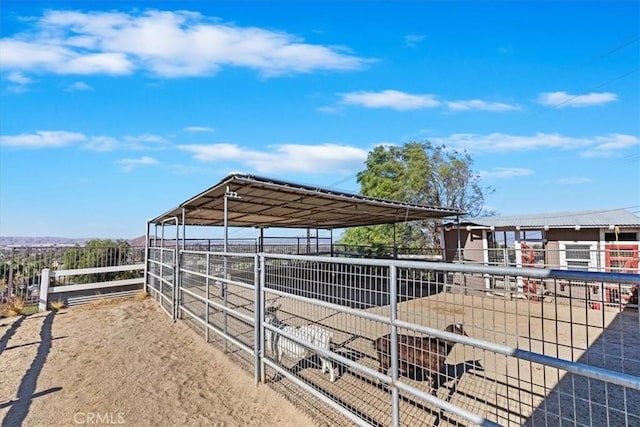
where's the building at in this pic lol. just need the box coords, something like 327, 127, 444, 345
442, 208, 640, 305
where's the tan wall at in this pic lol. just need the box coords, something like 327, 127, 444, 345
463, 231, 485, 263
443, 229, 468, 262
545, 241, 560, 268
443, 229, 486, 263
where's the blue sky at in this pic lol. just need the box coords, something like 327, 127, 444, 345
1, 1, 639, 239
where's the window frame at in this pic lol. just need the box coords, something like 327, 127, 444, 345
559, 241, 599, 271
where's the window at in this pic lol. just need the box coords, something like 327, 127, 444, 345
605, 232, 637, 242
563, 244, 594, 271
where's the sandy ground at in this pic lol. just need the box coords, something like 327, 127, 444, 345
0, 297, 314, 427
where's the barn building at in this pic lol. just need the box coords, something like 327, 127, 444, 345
442, 209, 640, 304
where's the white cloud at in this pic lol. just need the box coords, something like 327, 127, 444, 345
432, 132, 639, 158
6, 71, 32, 85
1, 40, 72, 69
1, 39, 133, 75
0, 130, 86, 148
81, 134, 168, 151
339, 90, 440, 111
4, 71, 33, 93
433, 132, 589, 151
479, 167, 534, 179
116, 156, 159, 172
557, 177, 592, 184
446, 99, 521, 112
84, 136, 119, 152
580, 133, 640, 158
1, 130, 173, 152
536, 91, 618, 108
337, 90, 521, 113
178, 142, 368, 173
183, 126, 215, 133
1, 10, 369, 78
66, 81, 92, 91
66, 52, 132, 75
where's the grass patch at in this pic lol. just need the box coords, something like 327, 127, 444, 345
134, 290, 149, 301
21, 305, 40, 315
50, 299, 65, 311
1, 296, 26, 317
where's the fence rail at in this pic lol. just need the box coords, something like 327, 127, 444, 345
1, 245, 145, 306
457, 246, 640, 274
146, 246, 640, 427
38, 263, 145, 310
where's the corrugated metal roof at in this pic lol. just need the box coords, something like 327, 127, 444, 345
150, 173, 461, 229
454, 209, 640, 229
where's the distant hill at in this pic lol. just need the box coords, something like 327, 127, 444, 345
0, 236, 143, 248
128, 235, 148, 247
0, 236, 90, 247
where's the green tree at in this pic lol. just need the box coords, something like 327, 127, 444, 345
62, 239, 136, 283
340, 141, 493, 251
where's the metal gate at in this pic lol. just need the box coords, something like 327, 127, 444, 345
146, 247, 176, 318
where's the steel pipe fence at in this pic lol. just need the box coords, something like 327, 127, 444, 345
146, 247, 176, 318
145, 247, 640, 426
178, 251, 259, 372
460, 247, 639, 275
146, 237, 334, 255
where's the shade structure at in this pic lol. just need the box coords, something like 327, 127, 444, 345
150, 173, 461, 229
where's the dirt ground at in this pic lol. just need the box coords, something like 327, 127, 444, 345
0, 297, 314, 427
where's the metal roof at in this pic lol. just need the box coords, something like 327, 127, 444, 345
452, 209, 640, 230
150, 173, 461, 229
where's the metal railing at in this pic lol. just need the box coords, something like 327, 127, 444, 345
147, 246, 640, 426
1, 245, 145, 306
457, 246, 640, 274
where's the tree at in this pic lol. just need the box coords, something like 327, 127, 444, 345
62, 239, 136, 283
340, 141, 493, 251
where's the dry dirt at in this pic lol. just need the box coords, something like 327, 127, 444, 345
0, 297, 314, 427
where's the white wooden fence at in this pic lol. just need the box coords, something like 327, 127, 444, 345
38, 264, 145, 311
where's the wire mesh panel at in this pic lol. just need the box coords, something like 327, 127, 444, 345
179, 251, 258, 370
390, 264, 639, 426
260, 254, 639, 427
263, 256, 409, 426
